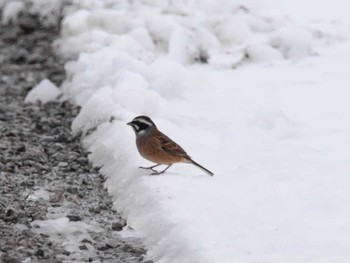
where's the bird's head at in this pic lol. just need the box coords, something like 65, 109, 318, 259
127, 115, 156, 136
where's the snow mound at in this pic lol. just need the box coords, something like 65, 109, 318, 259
24, 79, 61, 104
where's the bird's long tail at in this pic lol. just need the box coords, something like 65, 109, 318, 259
189, 159, 214, 176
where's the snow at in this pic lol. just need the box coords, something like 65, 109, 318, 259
49, 0, 350, 262
269, 26, 313, 59
27, 188, 51, 202
31, 217, 102, 259
24, 78, 61, 104
261, 0, 350, 22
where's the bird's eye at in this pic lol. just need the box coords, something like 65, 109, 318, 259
134, 120, 150, 131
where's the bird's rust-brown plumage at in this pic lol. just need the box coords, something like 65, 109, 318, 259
136, 128, 191, 165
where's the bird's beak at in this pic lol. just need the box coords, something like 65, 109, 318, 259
127, 121, 133, 126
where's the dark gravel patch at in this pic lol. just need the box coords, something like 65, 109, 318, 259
0, 11, 149, 263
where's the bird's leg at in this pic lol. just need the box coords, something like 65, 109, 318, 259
139, 164, 161, 173
150, 164, 172, 176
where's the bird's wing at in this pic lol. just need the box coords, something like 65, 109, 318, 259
155, 131, 190, 158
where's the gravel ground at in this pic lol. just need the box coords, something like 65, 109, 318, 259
0, 12, 149, 263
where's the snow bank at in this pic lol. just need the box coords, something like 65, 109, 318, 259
55, 0, 350, 262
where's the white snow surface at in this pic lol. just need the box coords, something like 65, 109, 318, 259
56, 0, 350, 262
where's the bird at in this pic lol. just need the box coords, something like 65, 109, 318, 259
127, 116, 213, 176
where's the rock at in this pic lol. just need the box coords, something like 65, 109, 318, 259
69, 163, 80, 171
27, 53, 46, 64
0, 175, 9, 186
97, 243, 113, 251
26, 180, 35, 187
81, 239, 92, 244
79, 245, 88, 250
18, 14, 39, 33
66, 187, 78, 195
51, 143, 64, 151
67, 215, 82, 222
58, 162, 68, 168
55, 133, 69, 143
10, 48, 29, 63
76, 156, 88, 165
112, 219, 126, 231
121, 244, 146, 255
34, 248, 45, 258
50, 191, 64, 203
88, 206, 102, 214
15, 143, 26, 153
2, 27, 22, 43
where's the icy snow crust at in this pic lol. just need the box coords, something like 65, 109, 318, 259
56, 0, 350, 262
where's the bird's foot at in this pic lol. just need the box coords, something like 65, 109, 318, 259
149, 164, 172, 176
139, 166, 159, 173
149, 171, 165, 176
139, 164, 172, 176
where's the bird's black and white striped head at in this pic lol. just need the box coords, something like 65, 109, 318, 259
127, 116, 156, 136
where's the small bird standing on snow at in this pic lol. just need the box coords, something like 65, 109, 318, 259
127, 116, 213, 176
